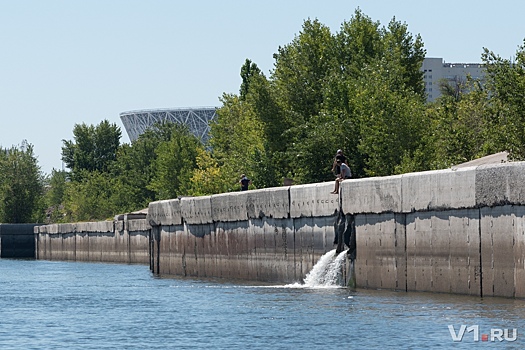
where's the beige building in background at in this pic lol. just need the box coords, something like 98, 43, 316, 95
422, 57, 486, 102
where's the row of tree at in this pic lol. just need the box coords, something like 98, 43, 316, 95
2, 9, 525, 223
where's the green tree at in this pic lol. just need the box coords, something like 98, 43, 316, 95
352, 63, 426, 176
209, 93, 266, 191
148, 123, 203, 199
240, 58, 262, 101
63, 170, 117, 222
42, 169, 68, 223
272, 18, 335, 127
480, 40, 525, 159
109, 124, 172, 212
62, 120, 121, 180
0, 141, 44, 223
283, 10, 427, 179
188, 148, 228, 196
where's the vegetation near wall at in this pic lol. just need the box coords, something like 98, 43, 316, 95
2, 9, 525, 223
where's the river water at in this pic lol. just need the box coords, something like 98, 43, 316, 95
1, 253, 524, 349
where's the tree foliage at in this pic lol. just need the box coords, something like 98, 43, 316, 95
61, 120, 121, 180
148, 123, 202, 199
10, 10, 525, 224
0, 141, 44, 223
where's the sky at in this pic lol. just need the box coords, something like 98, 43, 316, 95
1, 0, 524, 175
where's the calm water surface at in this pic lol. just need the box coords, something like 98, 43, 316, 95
1, 259, 524, 349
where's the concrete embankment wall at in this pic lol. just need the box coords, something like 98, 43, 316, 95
0, 224, 40, 258
147, 185, 340, 283
33, 161, 525, 298
146, 162, 525, 298
34, 214, 150, 265
343, 162, 525, 298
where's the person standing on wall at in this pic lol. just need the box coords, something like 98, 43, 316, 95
239, 174, 251, 191
331, 159, 351, 194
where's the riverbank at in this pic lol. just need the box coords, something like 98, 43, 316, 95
34, 161, 525, 298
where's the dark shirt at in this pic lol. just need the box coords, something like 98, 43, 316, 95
334, 154, 346, 175
240, 177, 250, 191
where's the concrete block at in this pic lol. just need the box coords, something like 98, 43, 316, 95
81, 222, 103, 233
58, 223, 75, 234
449, 210, 481, 296
164, 225, 182, 276
222, 221, 249, 280
294, 216, 314, 281
180, 196, 213, 224
115, 220, 124, 232
36, 233, 50, 260
354, 213, 405, 291
158, 225, 171, 275
49, 233, 63, 260
256, 217, 296, 282
263, 218, 294, 282
147, 199, 182, 226
62, 232, 76, 260
88, 232, 102, 262
255, 219, 274, 281
76, 232, 89, 261
430, 212, 452, 293
127, 219, 149, 232
480, 206, 516, 298
129, 230, 149, 265
311, 215, 334, 255
114, 228, 129, 263
290, 182, 338, 218
211, 192, 248, 222
245, 219, 257, 280
342, 175, 402, 214
246, 187, 290, 219
514, 206, 525, 298
476, 162, 525, 207
198, 223, 217, 279
46, 224, 59, 234
406, 211, 433, 292
95, 221, 114, 233
401, 167, 476, 213
182, 224, 198, 276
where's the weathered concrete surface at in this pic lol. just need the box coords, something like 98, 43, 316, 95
211, 192, 248, 223
401, 167, 477, 213
34, 161, 525, 298
34, 218, 149, 265
480, 206, 519, 298
147, 199, 182, 226
342, 175, 402, 214
247, 187, 289, 219
476, 162, 525, 207
127, 219, 150, 264
405, 210, 481, 296
290, 182, 338, 218
355, 213, 406, 291
180, 196, 212, 224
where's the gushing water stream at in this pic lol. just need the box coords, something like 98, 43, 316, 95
286, 249, 347, 288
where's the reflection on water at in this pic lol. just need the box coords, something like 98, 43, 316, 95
1, 258, 524, 349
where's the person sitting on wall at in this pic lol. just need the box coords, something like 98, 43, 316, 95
330, 159, 351, 194
239, 174, 251, 191
331, 149, 347, 177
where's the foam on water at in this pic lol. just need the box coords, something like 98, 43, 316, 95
285, 249, 347, 289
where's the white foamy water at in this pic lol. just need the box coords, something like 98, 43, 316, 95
285, 249, 347, 289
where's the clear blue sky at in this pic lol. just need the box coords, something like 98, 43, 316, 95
1, 0, 524, 175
